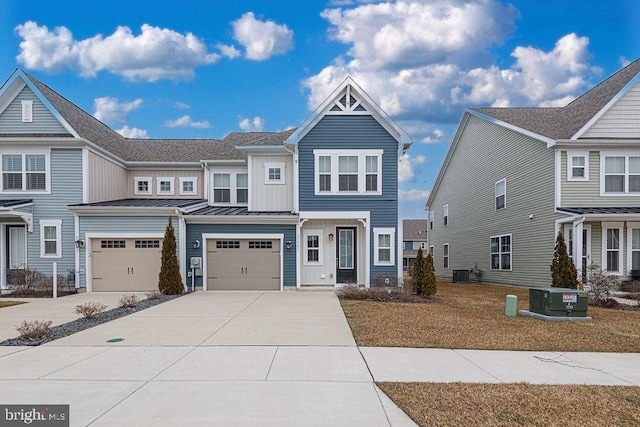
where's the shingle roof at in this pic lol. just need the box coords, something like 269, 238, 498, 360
558, 207, 640, 215
403, 219, 427, 240
68, 198, 204, 208
0, 199, 33, 208
186, 206, 296, 216
19, 70, 295, 163
472, 58, 640, 140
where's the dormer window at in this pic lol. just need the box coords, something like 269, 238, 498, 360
134, 177, 152, 195
157, 177, 175, 195
21, 101, 33, 123
265, 162, 285, 184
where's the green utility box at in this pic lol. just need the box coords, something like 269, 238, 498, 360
529, 288, 589, 317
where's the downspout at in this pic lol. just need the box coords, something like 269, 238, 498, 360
177, 209, 187, 290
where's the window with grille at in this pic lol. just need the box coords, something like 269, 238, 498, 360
101, 240, 126, 248
216, 240, 240, 249
490, 234, 511, 270
249, 241, 273, 249
2, 153, 47, 192
135, 240, 160, 248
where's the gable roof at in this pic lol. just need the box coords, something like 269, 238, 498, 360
403, 219, 427, 240
285, 76, 412, 150
472, 58, 640, 140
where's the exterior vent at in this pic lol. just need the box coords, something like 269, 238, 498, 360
21, 100, 33, 123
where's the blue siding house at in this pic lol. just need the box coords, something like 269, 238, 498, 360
0, 70, 411, 292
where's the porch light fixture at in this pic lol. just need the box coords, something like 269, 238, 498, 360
328, 233, 334, 241
74, 239, 85, 249
192, 240, 200, 249
286, 240, 292, 249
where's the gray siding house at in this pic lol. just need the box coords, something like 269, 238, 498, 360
402, 219, 428, 271
427, 59, 640, 287
0, 70, 411, 292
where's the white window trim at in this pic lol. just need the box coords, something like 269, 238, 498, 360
210, 170, 248, 205
602, 222, 624, 275
567, 151, 589, 181
264, 162, 285, 185
443, 243, 449, 269
428, 210, 434, 230
627, 222, 640, 275
443, 204, 449, 226
600, 152, 640, 196
0, 150, 51, 194
40, 219, 62, 258
21, 100, 33, 123
490, 233, 512, 271
179, 177, 198, 195
374, 227, 395, 266
313, 149, 383, 195
303, 229, 324, 265
495, 178, 506, 210
134, 177, 152, 195
157, 177, 175, 195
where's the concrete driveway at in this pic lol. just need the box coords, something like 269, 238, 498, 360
0, 291, 415, 426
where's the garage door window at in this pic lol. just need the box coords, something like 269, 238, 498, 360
216, 241, 240, 249
249, 241, 273, 249
101, 240, 126, 248
135, 240, 160, 248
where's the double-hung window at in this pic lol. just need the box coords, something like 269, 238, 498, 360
2, 153, 48, 192
428, 210, 434, 230
374, 228, 395, 266
443, 244, 449, 269
567, 152, 589, 180
40, 219, 61, 258
443, 204, 449, 226
602, 223, 623, 274
602, 154, 640, 194
495, 179, 506, 210
236, 173, 248, 203
213, 173, 231, 203
629, 224, 640, 272
212, 171, 248, 204
490, 234, 511, 270
303, 230, 323, 265
313, 150, 382, 195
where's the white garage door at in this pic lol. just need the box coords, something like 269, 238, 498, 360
206, 239, 280, 290
91, 238, 163, 291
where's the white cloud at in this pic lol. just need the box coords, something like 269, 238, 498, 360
93, 96, 143, 125
217, 43, 241, 59
399, 188, 430, 202
239, 116, 266, 131
163, 115, 212, 129
16, 21, 219, 81
117, 126, 149, 138
232, 12, 294, 60
305, 1, 601, 143
174, 102, 190, 109
399, 153, 426, 183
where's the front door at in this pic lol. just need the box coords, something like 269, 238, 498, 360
6, 225, 26, 285
581, 226, 591, 282
336, 227, 356, 283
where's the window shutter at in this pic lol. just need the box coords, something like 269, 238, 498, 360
21, 101, 33, 123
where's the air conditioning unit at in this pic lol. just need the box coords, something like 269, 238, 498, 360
529, 288, 589, 317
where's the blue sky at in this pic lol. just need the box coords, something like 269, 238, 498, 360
1, 0, 637, 218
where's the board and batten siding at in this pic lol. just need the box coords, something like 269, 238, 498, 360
78, 215, 180, 288
249, 154, 293, 211
428, 115, 563, 287
297, 115, 399, 277
561, 150, 640, 207
185, 223, 297, 287
583, 80, 640, 139
88, 151, 127, 202
126, 169, 204, 198
22, 149, 83, 277
0, 86, 68, 134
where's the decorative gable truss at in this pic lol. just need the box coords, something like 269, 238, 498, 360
328, 85, 368, 113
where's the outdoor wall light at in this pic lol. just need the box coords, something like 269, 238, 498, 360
286, 240, 293, 249
74, 239, 85, 249
192, 240, 201, 249
328, 233, 334, 241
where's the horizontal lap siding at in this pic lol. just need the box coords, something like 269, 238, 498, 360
0, 86, 68, 134
428, 115, 562, 287
186, 223, 297, 287
298, 115, 399, 277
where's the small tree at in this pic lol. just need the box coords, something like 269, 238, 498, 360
412, 248, 426, 295
423, 252, 437, 296
550, 231, 578, 289
158, 217, 184, 295
586, 262, 618, 304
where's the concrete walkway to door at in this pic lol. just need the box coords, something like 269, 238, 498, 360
0, 291, 416, 426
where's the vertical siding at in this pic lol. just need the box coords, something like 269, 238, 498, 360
249, 154, 293, 211
0, 86, 68, 134
298, 115, 399, 275
185, 223, 297, 287
126, 169, 204, 198
428, 115, 563, 287
89, 152, 128, 202
561, 151, 640, 206
583, 81, 640, 138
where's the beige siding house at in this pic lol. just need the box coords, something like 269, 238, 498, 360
427, 58, 640, 287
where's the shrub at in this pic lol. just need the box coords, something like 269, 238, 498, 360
586, 262, 618, 304
6, 268, 46, 292
15, 320, 52, 341
621, 281, 640, 293
75, 302, 108, 319
158, 217, 184, 295
145, 290, 163, 300
118, 294, 139, 308
423, 252, 437, 296
550, 231, 578, 289
372, 274, 398, 287
412, 248, 426, 295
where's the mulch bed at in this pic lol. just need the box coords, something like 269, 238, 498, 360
0, 293, 185, 346
336, 285, 436, 304
1, 290, 79, 298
